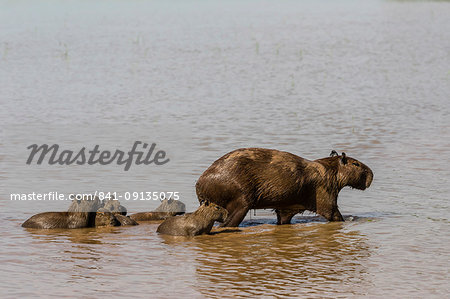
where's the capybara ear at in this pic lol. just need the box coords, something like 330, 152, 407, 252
341, 152, 348, 165
330, 150, 338, 157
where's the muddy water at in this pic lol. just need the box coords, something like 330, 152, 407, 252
1, 0, 449, 298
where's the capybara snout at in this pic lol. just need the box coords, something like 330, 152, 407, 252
338, 152, 374, 190
365, 167, 374, 189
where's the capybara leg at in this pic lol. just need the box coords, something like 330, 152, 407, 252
220, 206, 249, 227
319, 207, 344, 222
330, 208, 344, 221
276, 209, 304, 225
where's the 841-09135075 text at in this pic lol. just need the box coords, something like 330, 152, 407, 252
10, 191, 180, 201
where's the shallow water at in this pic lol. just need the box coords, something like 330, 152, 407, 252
1, 0, 449, 297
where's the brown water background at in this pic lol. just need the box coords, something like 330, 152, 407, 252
0, 0, 449, 297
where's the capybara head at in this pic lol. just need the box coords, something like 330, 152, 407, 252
95, 208, 120, 227
68, 195, 103, 212
154, 199, 186, 214
102, 199, 127, 216
199, 200, 228, 223
332, 151, 373, 190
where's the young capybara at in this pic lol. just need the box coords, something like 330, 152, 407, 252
97, 197, 138, 226
67, 195, 103, 212
96, 207, 138, 226
195, 148, 373, 227
94, 210, 121, 227
102, 197, 127, 215
114, 214, 139, 226
156, 201, 228, 236
23, 196, 103, 229
153, 198, 186, 213
130, 199, 186, 222
129, 212, 178, 221
22, 212, 96, 229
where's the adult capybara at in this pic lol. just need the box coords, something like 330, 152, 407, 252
195, 148, 373, 227
23, 196, 103, 229
130, 199, 186, 221
156, 201, 228, 236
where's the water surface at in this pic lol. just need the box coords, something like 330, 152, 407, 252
0, 0, 449, 297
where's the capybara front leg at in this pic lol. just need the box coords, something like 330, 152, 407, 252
316, 192, 344, 222
330, 208, 344, 221
318, 206, 344, 222
220, 206, 249, 227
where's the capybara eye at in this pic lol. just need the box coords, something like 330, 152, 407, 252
352, 162, 360, 167
215, 206, 220, 210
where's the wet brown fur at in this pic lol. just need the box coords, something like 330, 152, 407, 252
156, 201, 228, 236
154, 199, 186, 213
130, 212, 181, 221
94, 211, 121, 227
195, 148, 373, 227
22, 196, 134, 229
21, 212, 97, 229
22, 195, 101, 229
113, 214, 138, 226
96, 208, 138, 226
129, 199, 186, 222
102, 199, 127, 215
67, 195, 103, 212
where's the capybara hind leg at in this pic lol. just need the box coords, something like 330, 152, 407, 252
276, 209, 304, 225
